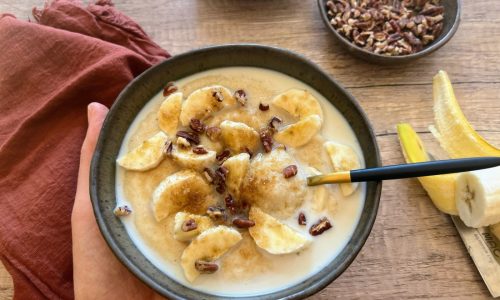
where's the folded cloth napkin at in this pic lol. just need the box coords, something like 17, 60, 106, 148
0, 1, 169, 299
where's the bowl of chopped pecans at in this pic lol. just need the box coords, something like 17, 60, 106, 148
318, 0, 461, 64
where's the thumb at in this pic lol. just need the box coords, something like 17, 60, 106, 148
75, 103, 109, 208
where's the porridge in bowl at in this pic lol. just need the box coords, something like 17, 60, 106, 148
115, 67, 366, 297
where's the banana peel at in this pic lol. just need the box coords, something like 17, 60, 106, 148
397, 123, 458, 215
432, 70, 500, 158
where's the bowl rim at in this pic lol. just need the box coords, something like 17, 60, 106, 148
90, 44, 382, 299
317, 0, 462, 61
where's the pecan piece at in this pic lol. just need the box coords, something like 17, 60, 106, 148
213, 166, 228, 194
259, 127, 274, 153
195, 260, 219, 274
309, 217, 332, 236
206, 206, 226, 220
189, 118, 206, 133
268, 116, 282, 130
216, 149, 231, 164
163, 82, 178, 97
163, 140, 173, 156
224, 194, 239, 214
176, 130, 200, 145
283, 165, 298, 178
259, 103, 270, 111
113, 205, 132, 217
232, 218, 255, 228
234, 89, 247, 106
192, 145, 208, 155
298, 212, 306, 226
181, 219, 197, 232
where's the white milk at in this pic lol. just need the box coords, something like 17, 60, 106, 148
115, 67, 366, 297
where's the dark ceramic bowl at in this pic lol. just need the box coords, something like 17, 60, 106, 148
317, 0, 461, 64
90, 44, 382, 299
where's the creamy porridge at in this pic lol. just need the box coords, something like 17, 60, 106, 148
115, 67, 366, 297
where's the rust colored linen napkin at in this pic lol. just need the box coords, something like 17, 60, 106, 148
0, 1, 169, 299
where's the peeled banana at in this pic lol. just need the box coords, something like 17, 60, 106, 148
455, 167, 500, 228
220, 120, 260, 153
274, 115, 322, 148
248, 207, 310, 255
171, 146, 216, 172
324, 141, 360, 197
221, 153, 250, 199
173, 212, 214, 242
158, 92, 183, 136
272, 89, 323, 121
397, 123, 458, 215
152, 170, 214, 221
180, 225, 242, 282
116, 132, 168, 171
179, 86, 235, 126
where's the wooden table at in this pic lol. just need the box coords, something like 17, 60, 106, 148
1, 1, 500, 299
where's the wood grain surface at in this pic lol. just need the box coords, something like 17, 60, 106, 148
1, 0, 500, 299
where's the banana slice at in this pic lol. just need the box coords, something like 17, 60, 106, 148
179, 86, 235, 126
272, 89, 323, 121
158, 92, 183, 136
173, 212, 214, 242
455, 167, 500, 228
240, 148, 307, 219
490, 223, 500, 240
274, 115, 322, 148
307, 167, 337, 213
397, 123, 458, 215
220, 120, 260, 153
432, 70, 500, 158
248, 207, 310, 255
171, 146, 216, 172
324, 141, 361, 197
181, 225, 242, 282
152, 170, 214, 221
117, 132, 168, 171
221, 153, 250, 199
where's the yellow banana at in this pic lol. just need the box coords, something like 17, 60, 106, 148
397, 123, 458, 215
432, 70, 500, 158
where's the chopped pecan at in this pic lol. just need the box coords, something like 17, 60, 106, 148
213, 166, 228, 194
234, 89, 247, 106
224, 194, 239, 214
309, 217, 332, 236
192, 146, 208, 155
176, 130, 200, 145
189, 119, 206, 133
268, 116, 283, 130
283, 165, 298, 178
232, 218, 255, 228
113, 205, 132, 217
216, 149, 231, 164
259, 103, 270, 111
163, 82, 178, 97
163, 140, 173, 156
259, 127, 274, 153
205, 126, 222, 141
298, 212, 306, 226
195, 260, 219, 274
181, 219, 197, 232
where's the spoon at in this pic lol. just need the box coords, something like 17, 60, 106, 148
307, 156, 500, 186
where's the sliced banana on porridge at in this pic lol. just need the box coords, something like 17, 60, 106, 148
221, 153, 250, 199
220, 120, 260, 153
272, 88, 323, 121
117, 131, 169, 171
152, 170, 214, 221
158, 92, 183, 136
324, 141, 361, 197
249, 207, 310, 254
307, 167, 337, 214
173, 212, 214, 242
274, 114, 322, 148
241, 148, 306, 219
171, 145, 217, 172
179, 86, 236, 126
181, 225, 242, 282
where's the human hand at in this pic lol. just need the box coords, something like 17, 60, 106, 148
72, 103, 164, 300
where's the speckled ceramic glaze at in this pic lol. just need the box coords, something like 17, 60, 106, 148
317, 0, 461, 64
90, 44, 382, 299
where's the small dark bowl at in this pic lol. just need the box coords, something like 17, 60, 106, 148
317, 0, 461, 64
90, 44, 382, 299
